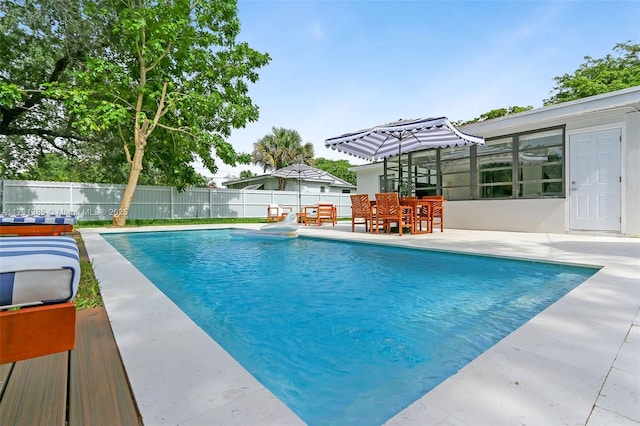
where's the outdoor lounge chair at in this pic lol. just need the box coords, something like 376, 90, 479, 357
350, 194, 374, 232
266, 204, 293, 223
374, 193, 414, 236
0, 236, 80, 363
0, 214, 77, 236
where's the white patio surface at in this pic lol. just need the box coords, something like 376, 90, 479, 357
81, 224, 640, 425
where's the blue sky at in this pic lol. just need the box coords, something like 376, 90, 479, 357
205, 0, 640, 184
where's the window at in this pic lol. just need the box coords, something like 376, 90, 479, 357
411, 150, 438, 197
477, 137, 513, 199
517, 128, 564, 198
379, 173, 397, 193
379, 125, 565, 200
440, 146, 471, 200
320, 186, 326, 193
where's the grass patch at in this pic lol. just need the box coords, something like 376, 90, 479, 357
72, 232, 103, 310
76, 259, 103, 310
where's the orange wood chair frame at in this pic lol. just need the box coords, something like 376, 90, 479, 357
303, 203, 336, 226
0, 302, 77, 364
0, 224, 74, 236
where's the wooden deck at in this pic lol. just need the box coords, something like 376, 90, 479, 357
0, 307, 142, 425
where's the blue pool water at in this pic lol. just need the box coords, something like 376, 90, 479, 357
104, 230, 597, 425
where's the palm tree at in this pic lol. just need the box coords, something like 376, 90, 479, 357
251, 127, 314, 190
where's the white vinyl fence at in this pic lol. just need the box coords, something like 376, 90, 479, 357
0, 180, 353, 222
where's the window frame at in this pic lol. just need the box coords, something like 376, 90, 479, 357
380, 125, 566, 201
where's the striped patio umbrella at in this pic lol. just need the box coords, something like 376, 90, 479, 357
272, 163, 327, 212
324, 117, 484, 161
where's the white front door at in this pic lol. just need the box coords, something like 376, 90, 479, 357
569, 128, 621, 231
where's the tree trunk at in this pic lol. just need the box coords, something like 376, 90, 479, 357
112, 146, 145, 227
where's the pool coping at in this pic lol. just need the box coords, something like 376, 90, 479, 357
80, 225, 640, 425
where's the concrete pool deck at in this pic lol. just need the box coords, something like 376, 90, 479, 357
81, 225, 640, 425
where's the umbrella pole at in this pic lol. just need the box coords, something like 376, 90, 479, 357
398, 139, 403, 195
298, 175, 301, 213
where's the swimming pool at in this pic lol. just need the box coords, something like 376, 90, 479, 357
104, 230, 598, 425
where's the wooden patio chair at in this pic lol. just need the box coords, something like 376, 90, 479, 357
374, 193, 414, 236
419, 195, 445, 232
349, 194, 374, 233
303, 203, 336, 226
266, 204, 292, 223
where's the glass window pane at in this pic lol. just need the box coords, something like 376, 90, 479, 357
441, 146, 471, 201
412, 150, 437, 168
519, 146, 563, 164
519, 128, 563, 149
441, 146, 470, 163
479, 167, 512, 184
444, 185, 470, 201
516, 128, 564, 199
411, 150, 438, 197
442, 171, 470, 186
477, 137, 513, 199
480, 184, 513, 199
518, 180, 563, 197
477, 137, 512, 155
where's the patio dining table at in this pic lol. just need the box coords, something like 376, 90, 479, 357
399, 197, 440, 234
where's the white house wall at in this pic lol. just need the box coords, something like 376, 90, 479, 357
354, 167, 382, 196
447, 199, 566, 233
283, 180, 348, 194
623, 110, 640, 235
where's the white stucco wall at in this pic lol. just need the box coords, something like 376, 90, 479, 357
284, 180, 352, 194
354, 166, 382, 196
623, 110, 640, 236
445, 199, 566, 233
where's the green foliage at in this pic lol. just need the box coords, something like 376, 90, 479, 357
71, 233, 103, 310
0, 83, 22, 107
0, 0, 111, 160
19, 153, 102, 182
251, 127, 315, 171
251, 127, 314, 189
76, 259, 103, 310
239, 169, 256, 179
314, 157, 356, 185
545, 41, 640, 105
454, 106, 533, 126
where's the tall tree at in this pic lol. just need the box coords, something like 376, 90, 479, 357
45, 0, 270, 226
314, 157, 356, 185
251, 127, 314, 190
545, 41, 640, 105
